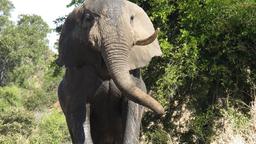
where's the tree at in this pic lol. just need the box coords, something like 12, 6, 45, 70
0, 0, 13, 31
0, 0, 68, 143
130, 0, 256, 143
0, 0, 13, 16
0, 0, 13, 85
0, 14, 51, 86
67, 0, 84, 7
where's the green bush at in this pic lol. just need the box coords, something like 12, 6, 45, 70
0, 108, 35, 143
23, 88, 55, 111
145, 129, 170, 144
0, 134, 29, 144
131, 0, 256, 142
221, 107, 250, 130
29, 110, 70, 144
0, 85, 23, 110
190, 107, 219, 142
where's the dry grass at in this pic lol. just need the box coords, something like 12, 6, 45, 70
211, 98, 256, 144
140, 97, 256, 143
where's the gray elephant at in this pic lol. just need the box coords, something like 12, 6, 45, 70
57, 0, 164, 143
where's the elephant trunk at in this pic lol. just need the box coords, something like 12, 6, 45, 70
101, 28, 164, 115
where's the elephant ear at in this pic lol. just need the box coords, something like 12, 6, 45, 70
126, 1, 162, 70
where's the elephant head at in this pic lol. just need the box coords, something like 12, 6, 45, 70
57, 0, 164, 115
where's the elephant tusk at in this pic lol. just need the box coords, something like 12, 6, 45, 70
134, 28, 160, 46
84, 104, 93, 144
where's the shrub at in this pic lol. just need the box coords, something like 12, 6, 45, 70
0, 85, 22, 110
0, 108, 35, 143
29, 110, 70, 144
23, 88, 55, 111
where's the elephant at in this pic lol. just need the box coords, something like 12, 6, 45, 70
57, 0, 164, 143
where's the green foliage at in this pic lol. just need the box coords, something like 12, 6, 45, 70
0, 85, 23, 109
129, 0, 256, 142
0, 14, 51, 86
67, 0, 84, 7
144, 128, 170, 144
190, 105, 252, 143
29, 110, 71, 144
0, 108, 35, 143
0, 0, 65, 143
190, 107, 219, 142
221, 107, 250, 130
0, 0, 13, 16
23, 89, 53, 111
185, 0, 256, 102
0, 7, 60, 109
0, 0, 13, 31
8, 15, 50, 86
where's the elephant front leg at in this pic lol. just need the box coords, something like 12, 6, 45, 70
58, 67, 101, 143
123, 100, 144, 144
64, 104, 93, 144
58, 81, 87, 143
65, 105, 86, 144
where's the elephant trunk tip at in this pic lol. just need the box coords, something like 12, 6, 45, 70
108, 66, 164, 115
130, 87, 165, 115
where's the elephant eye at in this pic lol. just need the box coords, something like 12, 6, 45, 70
130, 15, 134, 21
83, 12, 94, 22
130, 15, 134, 24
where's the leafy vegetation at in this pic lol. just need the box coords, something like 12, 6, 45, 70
0, 0, 255, 143
0, 0, 67, 143
29, 110, 70, 144
134, 0, 256, 143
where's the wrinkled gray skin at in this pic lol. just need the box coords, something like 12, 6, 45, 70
57, 0, 163, 143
